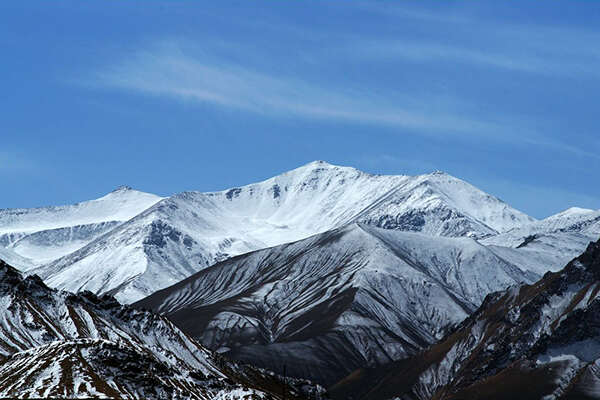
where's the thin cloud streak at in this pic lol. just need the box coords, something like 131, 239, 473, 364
93, 45, 509, 136
87, 43, 598, 161
351, 3, 600, 77
352, 39, 600, 77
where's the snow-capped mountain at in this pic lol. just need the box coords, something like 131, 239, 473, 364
135, 224, 535, 385
0, 259, 315, 399
0, 245, 34, 271
0, 186, 162, 267
23, 161, 534, 303
482, 206, 600, 275
331, 237, 600, 400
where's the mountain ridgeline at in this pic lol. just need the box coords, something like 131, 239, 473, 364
135, 224, 535, 385
1, 161, 535, 303
0, 259, 319, 399
331, 237, 600, 400
1, 161, 599, 399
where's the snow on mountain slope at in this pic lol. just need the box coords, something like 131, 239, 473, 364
0, 245, 35, 271
353, 170, 535, 237
33, 161, 535, 303
195, 162, 534, 240
135, 224, 533, 385
484, 206, 600, 247
0, 259, 315, 399
331, 238, 600, 400
0, 186, 162, 265
0, 186, 162, 234
481, 206, 600, 274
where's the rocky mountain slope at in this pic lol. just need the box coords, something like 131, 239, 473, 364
482, 206, 600, 275
135, 224, 535, 385
0, 186, 162, 267
0, 259, 316, 399
331, 237, 600, 400
24, 161, 534, 303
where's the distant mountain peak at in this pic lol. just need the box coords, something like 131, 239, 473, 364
111, 185, 134, 193
6, 161, 536, 303
296, 160, 352, 172
557, 206, 596, 216
308, 159, 331, 166
430, 170, 448, 176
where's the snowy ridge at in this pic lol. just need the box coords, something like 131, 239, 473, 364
331, 238, 600, 400
484, 206, 600, 248
24, 161, 534, 303
0, 186, 162, 234
0, 259, 316, 399
482, 206, 600, 275
0, 246, 34, 271
136, 224, 534, 385
0, 187, 162, 267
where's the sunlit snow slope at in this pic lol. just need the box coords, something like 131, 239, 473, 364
0, 260, 313, 399
23, 161, 534, 303
332, 238, 600, 400
0, 186, 162, 266
136, 224, 534, 385
483, 206, 600, 275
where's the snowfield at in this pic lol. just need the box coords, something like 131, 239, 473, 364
2, 161, 539, 303
0, 161, 599, 398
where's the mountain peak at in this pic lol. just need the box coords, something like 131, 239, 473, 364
298, 160, 339, 170
111, 185, 133, 193
285, 160, 363, 177
430, 170, 449, 176
308, 160, 331, 166
556, 206, 596, 216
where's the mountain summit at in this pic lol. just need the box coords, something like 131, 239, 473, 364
1, 162, 534, 303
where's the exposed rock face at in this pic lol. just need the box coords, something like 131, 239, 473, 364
331, 238, 600, 400
135, 224, 534, 386
3, 161, 535, 303
0, 260, 316, 399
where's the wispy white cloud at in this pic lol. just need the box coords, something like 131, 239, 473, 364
352, 38, 600, 77
91, 42, 511, 136
355, 1, 473, 25
353, 40, 540, 73
84, 41, 599, 161
349, 3, 600, 77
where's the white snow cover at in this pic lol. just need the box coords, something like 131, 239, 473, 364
0, 246, 35, 271
0, 187, 162, 265
482, 206, 600, 273
389, 242, 600, 400
137, 224, 534, 384
0, 186, 162, 235
12, 161, 536, 303
0, 262, 297, 399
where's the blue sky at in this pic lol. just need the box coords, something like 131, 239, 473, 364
1, 1, 599, 218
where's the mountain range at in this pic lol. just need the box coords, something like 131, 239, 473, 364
1, 161, 599, 398
0, 259, 318, 399
1, 161, 538, 303
135, 223, 535, 384
331, 236, 600, 400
